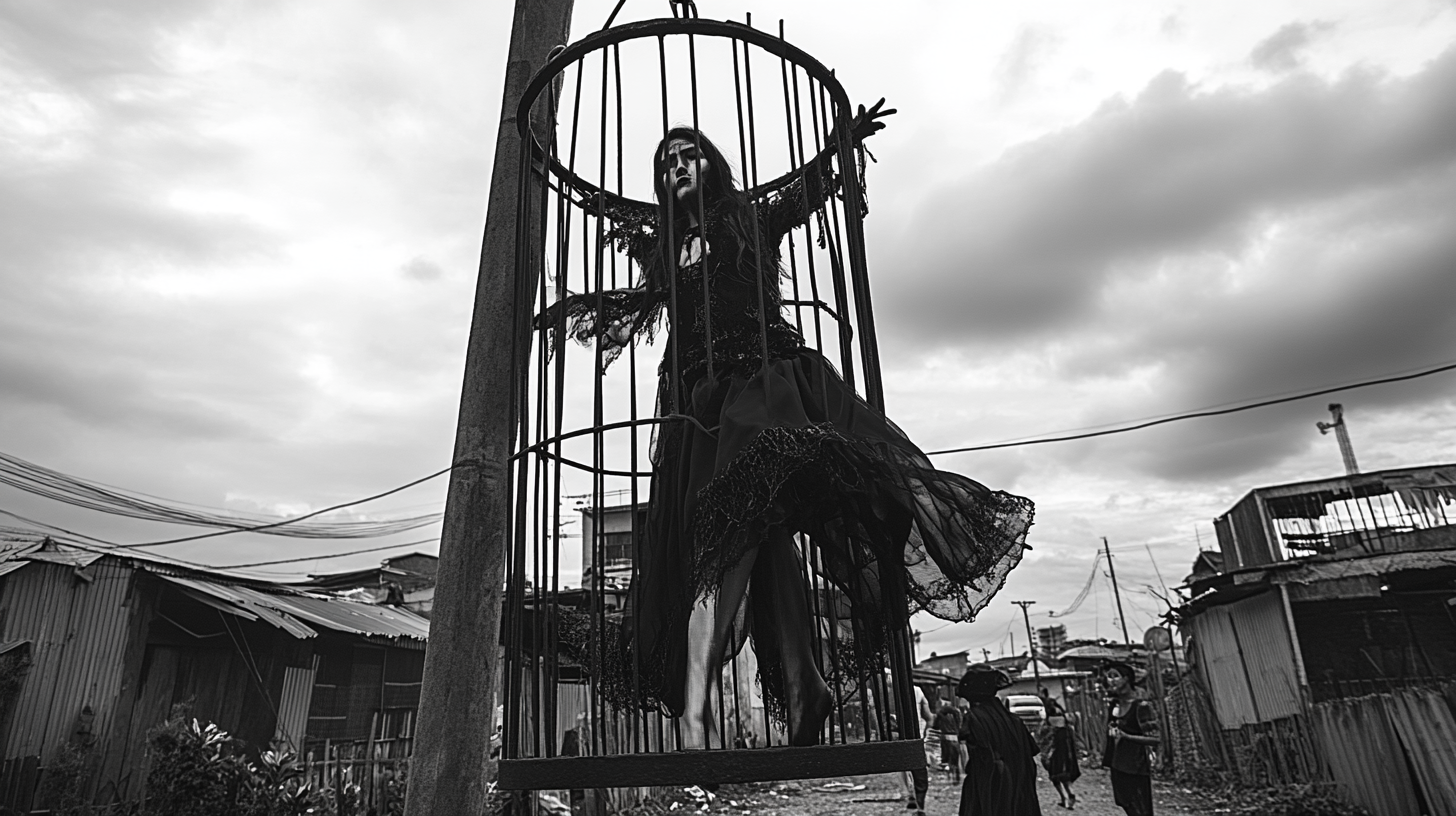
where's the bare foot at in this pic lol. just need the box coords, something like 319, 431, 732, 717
787, 677, 833, 746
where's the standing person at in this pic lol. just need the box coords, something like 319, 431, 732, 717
539, 108, 1035, 750
1100, 662, 1160, 816
900, 684, 933, 811
955, 665, 1042, 816
933, 697, 964, 782
1035, 703, 1080, 809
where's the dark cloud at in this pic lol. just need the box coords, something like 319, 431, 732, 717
1250, 21, 1334, 73
878, 46, 1456, 348
871, 46, 1456, 488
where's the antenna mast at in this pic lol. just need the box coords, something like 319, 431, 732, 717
1317, 403, 1360, 475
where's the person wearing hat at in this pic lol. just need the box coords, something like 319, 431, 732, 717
1100, 662, 1160, 816
954, 664, 1043, 816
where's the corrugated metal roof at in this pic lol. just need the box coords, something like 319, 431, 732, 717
260, 590, 430, 642
155, 574, 318, 639
150, 571, 428, 643
2, 540, 430, 644
24, 549, 105, 567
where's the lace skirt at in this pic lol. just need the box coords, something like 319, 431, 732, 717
620, 348, 1034, 717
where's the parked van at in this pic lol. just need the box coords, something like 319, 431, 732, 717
1003, 694, 1045, 730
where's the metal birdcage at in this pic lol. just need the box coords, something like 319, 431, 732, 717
496, 12, 925, 790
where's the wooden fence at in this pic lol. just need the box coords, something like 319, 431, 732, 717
303, 733, 412, 816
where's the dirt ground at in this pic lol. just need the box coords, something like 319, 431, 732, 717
645, 764, 1219, 816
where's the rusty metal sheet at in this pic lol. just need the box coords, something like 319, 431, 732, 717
23, 550, 104, 568
1312, 696, 1421, 816
152, 574, 317, 639
265, 592, 429, 643
0, 559, 133, 765
1387, 689, 1456, 814
1227, 591, 1301, 723
1188, 606, 1258, 728
149, 572, 428, 643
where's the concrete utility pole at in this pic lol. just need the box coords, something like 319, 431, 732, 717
1013, 600, 1039, 687
1103, 537, 1131, 647
1317, 403, 1360, 475
406, 1, 574, 814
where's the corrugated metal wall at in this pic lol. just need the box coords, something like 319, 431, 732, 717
1311, 694, 1419, 816
1386, 689, 1456, 815
1311, 687, 1456, 816
1188, 590, 1301, 728
1, 560, 133, 763
274, 664, 317, 750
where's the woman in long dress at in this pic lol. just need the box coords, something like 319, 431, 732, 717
540, 108, 1034, 747
1036, 700, 1080, 808
955, 665, 1042, 816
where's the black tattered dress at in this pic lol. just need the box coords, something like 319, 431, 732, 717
550, 192, 1034, 719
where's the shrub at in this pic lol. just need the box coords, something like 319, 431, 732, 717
36, 741, 92, 816
143, 709, 252, 816
1226, 783, 1372, 816
245, 748, 327, 816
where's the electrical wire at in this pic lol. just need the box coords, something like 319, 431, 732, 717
0, 450, 444, 542
1047, 552, 1103, 618
926, 358, 1456, 456
114, 467, 452, 548
5, 359, 1453, 564
215, 539, 437, 569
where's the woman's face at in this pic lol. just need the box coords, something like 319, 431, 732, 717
1104, 669, 1128, 693
662, 138, 711, 204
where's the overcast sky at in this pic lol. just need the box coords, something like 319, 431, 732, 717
3, 0, 1455, 659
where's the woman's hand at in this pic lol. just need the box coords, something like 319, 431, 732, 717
851, 97, 897, 141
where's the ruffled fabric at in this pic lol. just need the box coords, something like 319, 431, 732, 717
626, 351, 1033, 719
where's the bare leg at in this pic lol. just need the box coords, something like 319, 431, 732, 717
757, 529, 832, 745
683, 549, 757, 749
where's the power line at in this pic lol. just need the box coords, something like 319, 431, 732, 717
215, 539, 437, 569
116, 467, 452, 548
926, 358, 1456, 456
0, 450, 445, 544
6, 359, 1453, 559
1048, 552, 1103, 618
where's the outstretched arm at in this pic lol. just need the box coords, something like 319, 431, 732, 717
534, 284, 664, 369
761, 98, 896, 237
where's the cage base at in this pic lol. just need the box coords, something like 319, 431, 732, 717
496, 739, 926, 790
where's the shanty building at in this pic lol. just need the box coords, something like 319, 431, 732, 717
1178, 463, 1456, 816
0, 539, 429, 813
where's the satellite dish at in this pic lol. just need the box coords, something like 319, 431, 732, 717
1143, 626, 1172, 652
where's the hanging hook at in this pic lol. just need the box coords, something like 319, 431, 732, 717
669, 0, 699, 20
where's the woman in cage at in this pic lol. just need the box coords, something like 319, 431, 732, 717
539, 104, 1033, 748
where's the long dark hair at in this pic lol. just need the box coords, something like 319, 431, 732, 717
642, 127, 776, 293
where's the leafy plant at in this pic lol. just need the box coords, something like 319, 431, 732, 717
143, 707, 252, 816
37, 741, 92, 816
243, 748, 327, 816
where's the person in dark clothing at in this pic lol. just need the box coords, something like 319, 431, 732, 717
1036, 710, 1080, 809
1036, 687, 1078, 807
955, 664, 1042, 816
933, 701, 964, 782
1100, 662, 1160, 816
